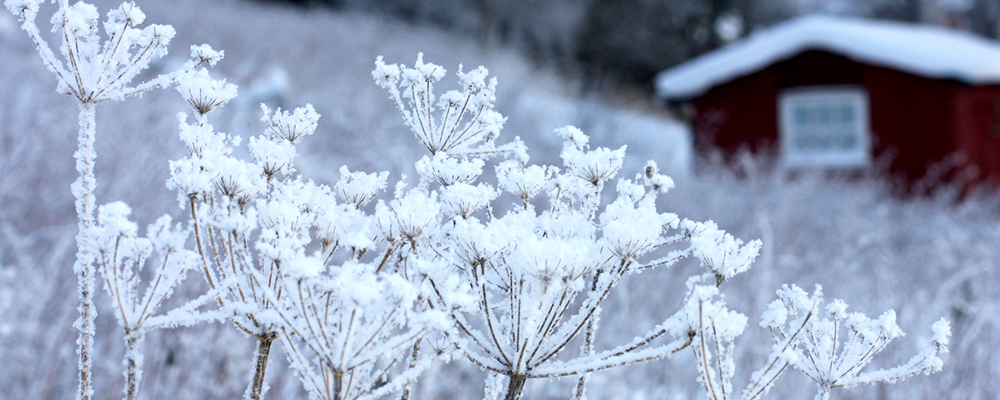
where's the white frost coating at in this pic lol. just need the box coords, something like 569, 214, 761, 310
376, 189, 441, 241
415, 153, 484, 186
655, 15, 1000, 100
363, 57, 784, 399
335, 166, 389, 209
566, 145, 627, 186
678, 278, 748, 400
8, 2, 229, 398
686, 220, 762, 283
94, 201, 137, 238
755, 284, 952, 399
284, 255, 324, 279
314, 203, 375, 252
189, 43, 223, 66
483, 372, 505, 400
439, 182, 497, 218
260, 104, 319, 144
641, 161, 674, 195
600, 195, 671, 259
373, 53, 518, 157
931, 318, 951, 348
91, 202, 215, 400
214, 156, 265, 205
5, 0, 38, 20
556, 125, 589, 150
11, 24, 954, 400
247, 135, 296, 177
496, 161, 547, 202
175, 113, 232, 157
176, 68, 238, 116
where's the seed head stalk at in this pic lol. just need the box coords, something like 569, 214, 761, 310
72, 101, 98, 400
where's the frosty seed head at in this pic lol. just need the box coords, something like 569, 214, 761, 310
439, 182, 497, 219
260, 104, 320, 144
247, 135, 296, 178
931, 318, 951, 348
5, 0, 40, 20
56, 2, 100, 38
190, 44, 223, 67
336, 166, 389, 209
415, 154, 484, 187
372, 56, 401, 88
176, 69, 238, 116
496, 161, 546, 202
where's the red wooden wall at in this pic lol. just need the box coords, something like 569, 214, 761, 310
689, 49, 1000, 186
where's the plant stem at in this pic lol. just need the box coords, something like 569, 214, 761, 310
399, 340, 422, 400
124, 331, 144, 400
73, 101, 98, 400
504, 375, 527, 400
573, 271, 605, 400
248, 332, 276, 400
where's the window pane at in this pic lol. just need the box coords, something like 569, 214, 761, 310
781, 88, 869, 168
795, 107, 809, 124
840, 105, 853, 122
817, 107, 830, 123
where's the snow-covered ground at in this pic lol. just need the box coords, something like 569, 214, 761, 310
1, 0, 997, 399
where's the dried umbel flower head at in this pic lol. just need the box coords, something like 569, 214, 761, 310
190, 44, 223, 67
415, 153, 484, 186
554, 125, 626, 187
372, 54, 513, 156
176, 68, 238, 116
642, 160, 675, 194
759, 285, 952, 400
5, 0, 207, 103
335, 166, 389, 209
686, 220, 762, 285
247, 135, 296, 178
260, 104, 320, 144
439, 182, 497, 219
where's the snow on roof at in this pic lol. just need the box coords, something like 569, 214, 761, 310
655, 15, 1000, 100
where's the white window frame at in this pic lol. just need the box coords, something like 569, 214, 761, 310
778, 86, 871, 169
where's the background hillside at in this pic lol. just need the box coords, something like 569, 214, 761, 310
253, 0, 1000, 90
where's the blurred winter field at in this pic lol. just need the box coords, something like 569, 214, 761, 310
0, 0, 997, 398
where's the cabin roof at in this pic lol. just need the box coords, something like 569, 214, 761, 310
655, 15, 1000, 100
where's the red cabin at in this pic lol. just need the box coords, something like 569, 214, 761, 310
656, 15, 1000, 187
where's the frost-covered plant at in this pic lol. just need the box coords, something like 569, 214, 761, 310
758, 285, 951, 400
370, 55, 951, 400
11, 2, 955, 397
372, 56, 749, 400
5, 1, 222, 399
166, 62, 479, 400
167, 98, 312, 399
90, 202, 222, 400
268, 260, 467, 400
669, 281, 952, 400
373, 53, 521, 158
